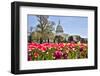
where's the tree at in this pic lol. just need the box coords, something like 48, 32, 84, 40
36, 15, 55, 43
68, 36, 73, 43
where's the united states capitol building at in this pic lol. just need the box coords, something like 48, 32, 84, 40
54, 20, 87, 43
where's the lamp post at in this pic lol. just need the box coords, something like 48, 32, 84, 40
28, 26, 33, 43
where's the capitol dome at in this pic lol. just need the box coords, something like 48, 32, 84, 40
56, 20, 64, 35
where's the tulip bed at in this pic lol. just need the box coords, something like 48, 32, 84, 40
28, 42, 88, 61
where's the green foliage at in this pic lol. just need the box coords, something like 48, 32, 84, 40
68, 51, 77, 59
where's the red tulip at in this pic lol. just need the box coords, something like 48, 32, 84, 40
34, 52, 39, 58
28, 56, 32, 61
66, 43, 76, 49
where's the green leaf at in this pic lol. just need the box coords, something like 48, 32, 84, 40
37, 55, 42, 60
68, 51, 77, 59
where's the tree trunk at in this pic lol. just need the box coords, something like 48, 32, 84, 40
48, 38, 49, 43
40, 37, 43, 44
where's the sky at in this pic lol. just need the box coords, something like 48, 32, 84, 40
28, 15, 88, 38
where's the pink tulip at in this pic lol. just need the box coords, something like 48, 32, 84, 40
54, 50, 63, 59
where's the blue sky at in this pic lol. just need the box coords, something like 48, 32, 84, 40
28, 15, 88, 38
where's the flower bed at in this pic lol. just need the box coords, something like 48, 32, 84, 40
28, 42, 88, 61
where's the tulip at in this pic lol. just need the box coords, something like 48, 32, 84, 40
54, 50, 63, 59
28, 42, 88, 60
63, 53, 68, 59
34, 52, 39, 58
28, 56, 32, 61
